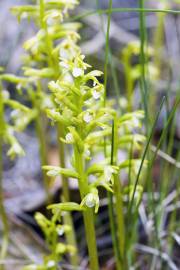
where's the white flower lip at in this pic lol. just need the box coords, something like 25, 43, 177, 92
83, 112, 93, 123
104, 166, 116, 182
47, 260, 56, 268
85, 193, 95, 208
72, 67, 83, 77
92, 90, 101, 100
60, 61, 69, 69
57, 228, 64, 236
65, 132, 74, 143
13, 143, 22, 153
11, 109, 20, 119
132, 117, 139, 127
59, 48, 69, 59
2, 89, 10, 100
47, 17, 54, 26
85, 149, 90, 157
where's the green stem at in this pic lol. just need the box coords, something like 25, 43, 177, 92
108, 121, 121, 270
0, 81, 9, 269
57, 124, 79, 266
139, 0, 149, 133
113, 118, 126, 268
104, 0, 112, 106
150, 7, 166, 114
107, 192, 121, 270
96, 0, 121, 110
103, 2, 123, 266
114, 181, 125, 262
74, 147, 99, 270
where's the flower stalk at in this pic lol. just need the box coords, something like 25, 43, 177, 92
11, 0, 80, 264
74, 144, 99, 270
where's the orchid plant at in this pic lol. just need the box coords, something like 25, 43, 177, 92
0, 74, 33, 265
42, 39, 146, 268
0, 1, 147, 270
23, 212, 76, 270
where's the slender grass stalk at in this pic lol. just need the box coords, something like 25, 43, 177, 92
71, 8, 180, 22
0, 81, 9, 269
158, 95, 177, 226
74, 147, 99, 270
150, 5, 166, 116
107, 192, 121, 270
113, 118, 126, 268
146, 97, 180, 212
103, 0, 112, 106
103, 4, 118, 263
96, 0, 121, 109
148, 96, 180, 203
103, 1, 123, 268
146, 97, 180, 270
168, 149, 180, 258
167, 93, 180, 257
128, 96, 166, 216
138, 0, 149, 133
108, 121, 121, 270
126, 97, 165, 267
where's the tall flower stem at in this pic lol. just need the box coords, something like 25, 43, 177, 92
39, 0, 79, 264
74, 147, 99, 270
0, 81, 9, 269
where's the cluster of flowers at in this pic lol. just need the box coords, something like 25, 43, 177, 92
44, 38, 146, 213
8, 0, 81, 115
